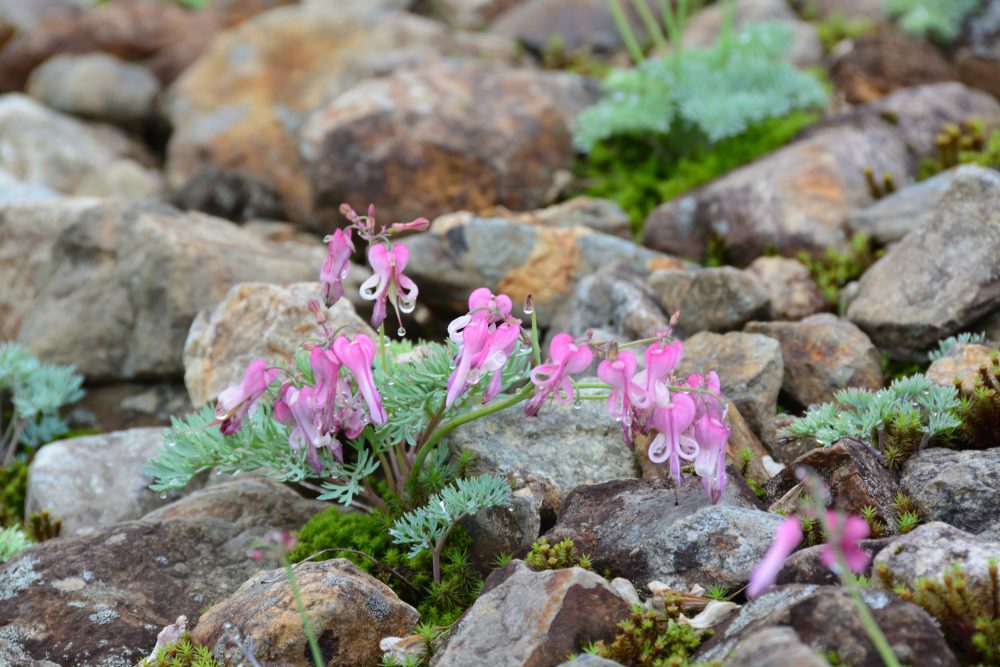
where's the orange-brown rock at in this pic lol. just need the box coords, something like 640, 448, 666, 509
926, 343, 999, 394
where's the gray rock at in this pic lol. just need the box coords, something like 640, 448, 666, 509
461, 488, 542, 573
548, 261, 672, 345
547, 478, 773, 590
166, 3, 514, 226
681, 0, 823, 68
900, 448, 1000, 535
846, 166, 1000, 355
0, 94, 159, 198
27, 53, 160, 124
0, 0, 87, 33
745, 256, 827, 321
558, 655, 626, 667
957, 1, 1000, 97
192, 559, 419, 667
696, 585, 957, 666
0, 477, 323, 666
846, 167, 962, 245
65, 381, 193, 433
450, 384, 639, 513
676, 332, 783, 442
873, 522, 1000, 622
16, 200, 325, 381
777, 538, 893, 587
746, 314, 882, 408
183, 282, 373, 407
0, 197, 99, 339
649, 267, 770, 335
723, 627, 828, 667
300, 60, 596, 227
487, 196, 633, 239
25, 428, 204, 535
429, 0, 525, 30
0, 168, 59, 206
405, 214, 674, 326
431, 563, 630, 667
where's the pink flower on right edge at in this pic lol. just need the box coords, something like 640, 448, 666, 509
747, 512, 871, 599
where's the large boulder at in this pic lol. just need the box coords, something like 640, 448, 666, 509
0, 477, 323, 666
846, 166, 1000, 355
431, 562, 630, 667
900, 448, 1000, 535
648, 267, 770, 335
184, 282, 373, 407
16, 200, 324, 381
165, 3, 514, 226
405, 213, 678, 326
192, 559, 419, 667
25, 428, 203, 535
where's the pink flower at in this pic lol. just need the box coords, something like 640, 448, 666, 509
821, 511, 870, 574
693, 414, 729, 503
359, 243, 418, 330
446, 288, 523, 407
597, 350, 644, 444
332, 334, 387, 425
287, 385, 336, 472
273, 381, 294, 425
647, 392, 698, 485
320, 228, 354, 307
446, 318, 491, 407
634, 340, 684, 405
747, 516, 804, 599
525, 333, 593, 416
216, 359, 278, 435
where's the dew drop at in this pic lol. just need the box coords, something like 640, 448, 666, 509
399, 299, 416, 314
523, 305, 534, 315
573, 399, 583, 410
397, 327, 406, 337
159, 493, 167, 500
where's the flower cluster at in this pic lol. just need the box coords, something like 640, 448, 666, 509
446, 288, 524, 407
216, 333, 386, 474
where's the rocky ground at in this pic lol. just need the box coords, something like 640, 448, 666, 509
1, 0, 1000, 666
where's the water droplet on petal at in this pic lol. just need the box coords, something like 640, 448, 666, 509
397, 327, 406, 337
523, 306, 534, 315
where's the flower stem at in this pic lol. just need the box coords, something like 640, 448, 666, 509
410, 384, 535, 483
283, 554, 325, 667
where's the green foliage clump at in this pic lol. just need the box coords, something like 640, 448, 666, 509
878, 559, 1000, 665
928, 332, 989, 362
289, 507, 480, 627
0, 458, 28, 528
780, 375, 963, 468
796, 232, 877, 307
137, 632, 222, 667
25, 509, 61, 542
525, 537, 591, 571
574, 22, 827, 153
0, 525, 31, 562
575, 111, 818, 236
919, 121, 998, 179
0, 342, 84, 465
885, 0, 982, 43
585, 605, 708, 667
813, 12, 876, 52
954, 350, 1000, 450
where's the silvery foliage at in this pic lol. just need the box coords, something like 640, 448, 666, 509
927, 331, 989, 362
0, 525, 31, 562
573, 22, 828, 152
781, 374, 962, 448
0, 342, 84, 450
885, 0, 981, 43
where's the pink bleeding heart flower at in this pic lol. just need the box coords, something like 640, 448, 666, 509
287, 385, 337, 472
693, 413, 729, 504
320, 228, 354, 307
273, 381, 295, 425
359, 243, 418, 330
216, 359, 278, 435
648, 392, 698, 485
446, 318, 491, 408
821, 511, 871, 574
332, 334, 387, 425
747, 516, 804, 599
479, 321, 522, 404
524, 333, 593, 417
597, 349, 645, 444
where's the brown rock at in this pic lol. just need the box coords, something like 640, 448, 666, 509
649, 266, 770, 335
301, 60, 595, 227
192, 559, 419, 667
431, 563, 630, 667
0, 0, 220, 91
787, 0, 885, 20
764, 439, 899, 530
166, 3, 514, 226
926, 342, 998, 394
16, 200, 324, 381
746, 314, 883, 408
0, 477, 323, 666
745, 256, 827, 321
777, 538, 893, 587
832, 29, 956, 104
183, 282, 373, 407
66, 381, 193, 432
425, 0, 525, 30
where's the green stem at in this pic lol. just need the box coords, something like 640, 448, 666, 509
529, 307, 541, 366
840, 561, 902, 667
411, 384, 535, 483
573, 380, 724, 404
283, 554, 325, 667
378, 323, 387, 373
608, 0, 645, 64
630, 0, 667, 52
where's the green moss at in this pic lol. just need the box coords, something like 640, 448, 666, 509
797, 232, 878, 307
289, 507, 479, 626
813, 12, 876, 52
137, 632, 222, 667
525, 537, 591, 571
919, 122, 998, 179
574, 111, 819, 239
0, 458, 27, 528
585, 605, 710, 667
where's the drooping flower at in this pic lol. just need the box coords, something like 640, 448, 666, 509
647, 392, 698, 485
693, 413, 729, 503
216, 359, 278, 435
359, 243, 418, 330
525, 333, 593, 416
446, 318, 491, 407
820, 511, 870, 574
286, 385, 337, 472
747, 516, 803, 599
634, 340, 684, 406
597, 349, 644, 443
320, 228, 354, 307
332, 334, 387, 425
